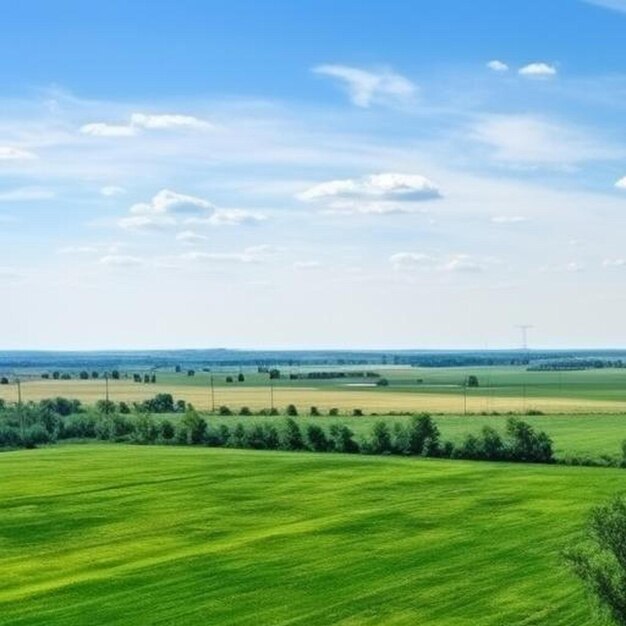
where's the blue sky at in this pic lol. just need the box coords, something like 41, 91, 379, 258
1, 0, 626, 349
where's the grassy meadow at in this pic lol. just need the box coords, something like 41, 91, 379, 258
0, 444, 622, 625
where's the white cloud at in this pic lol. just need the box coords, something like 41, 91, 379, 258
518, 63, 557, 78
0, 267, 22, 281
118, 215, 177, 231
615, 176, 626, 189
0, 146, 37, 160
298, 172, 441, 205
603, 258, 626, 267
80, 123, 137, 137
441, 255, 486, 273
176, 230, 208, 244
81, 113, 212, 138
491, 215, 527, 224
100, 185, 127, 197
205, 208, 267, 226
181, 245, 274, 264
293, 260, 322, 269
487, 60, 509, 72
390, 252, 491, 273
0, 187, 55, 201
313, 64, 416, 107
583, 1, 626, 14
470, 114, 620, 164
58, 245, 99, 254
99, 255, 144, 267
130, 189, 214, 216
390, 252, 434, 270
130, 113, 212, 130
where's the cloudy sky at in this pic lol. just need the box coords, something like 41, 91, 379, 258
1, 0, 626, 350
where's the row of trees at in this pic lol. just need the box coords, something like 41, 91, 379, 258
0, 397, 556, 465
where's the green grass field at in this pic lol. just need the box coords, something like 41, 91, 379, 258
0, 444, 621, 625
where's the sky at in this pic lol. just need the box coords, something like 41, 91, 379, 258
1, 0, 626, 350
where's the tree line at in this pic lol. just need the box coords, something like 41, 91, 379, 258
0, 396, 558, 464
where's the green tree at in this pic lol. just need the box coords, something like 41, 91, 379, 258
369, 421, 393, 454
179, 408, 207, 445
280, 418, 304, 450
565, 496, 626, 625
306, 424, 330, 452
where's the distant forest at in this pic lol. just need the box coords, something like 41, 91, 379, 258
3, 348, 626, 373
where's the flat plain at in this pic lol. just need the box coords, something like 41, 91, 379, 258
4, 365, 626, 414
0, 444, 622, 625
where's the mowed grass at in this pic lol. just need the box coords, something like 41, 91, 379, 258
0, 444, 623, 625
4, 376, 626, 414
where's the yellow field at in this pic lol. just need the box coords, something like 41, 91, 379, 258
2, 379, 626, 414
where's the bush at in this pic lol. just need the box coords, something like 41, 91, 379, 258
352, 409, 363, 416
369, 421, 393, 454
239, 406, 252, 416
286, 404, 298, 416
376, 378, 389, 387
406, 414, 440, 456
329, 424, 359, 454
506, 418, 553, 463
306, 424, 330, 452
219, 405, 232, 416
177, 408, 207, 445
310, 406, 320, 416
280, 418, 304, 450
328, 408, 339, 416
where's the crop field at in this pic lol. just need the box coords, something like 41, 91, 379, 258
0, 444, 621, 625
4, 365, 626, 414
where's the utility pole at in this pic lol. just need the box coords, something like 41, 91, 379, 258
462, 376, 467, 416
16, 377, 24, 441
104, 373, 110, 416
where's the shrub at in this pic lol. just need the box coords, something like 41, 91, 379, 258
262, 424, 280, 449
239, 406, 252, 416
159, 420, 175, 441
328, 408, 339, 416
406, 414, 440, 456
280, 418, 304, 450
286, 404, 298, 416
218, 405, 232, 416
177, 408, 207, 445
329, 424, 359, 454
306, 424, 330, 452
506, 418, 554, 463
310, 406, 320, 416
353, 409, 363, 416
369, 421, 393, 454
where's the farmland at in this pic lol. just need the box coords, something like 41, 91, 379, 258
4, 365, 626, 414
0, 444, 621, 625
